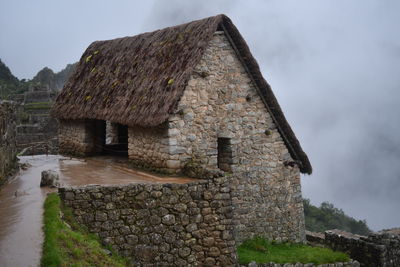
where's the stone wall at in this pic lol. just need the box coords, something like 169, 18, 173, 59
59, 119, 105, 156
306, 230, 400, 267
23, 89, 54, 103
59, 177, 237, 266
0, 101, 18, 184
128, 124, 176, 173
59, 120, 90, 156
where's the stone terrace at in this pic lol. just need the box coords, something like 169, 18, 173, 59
59, 177, 237, 266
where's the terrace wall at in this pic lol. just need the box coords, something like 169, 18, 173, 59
0, 101, 18, 184
16, 88, 59, 154
59, 177, 237, 266
306, 230, 400, 267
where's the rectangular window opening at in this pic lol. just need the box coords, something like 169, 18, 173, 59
217, 137, 233, 172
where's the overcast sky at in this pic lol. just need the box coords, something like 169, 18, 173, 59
1, 0, 399, 231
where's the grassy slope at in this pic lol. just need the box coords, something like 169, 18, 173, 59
41, 193, 129, 267
237, 237, 349, 265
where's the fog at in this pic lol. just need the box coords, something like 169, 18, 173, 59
1, 0, 399, 230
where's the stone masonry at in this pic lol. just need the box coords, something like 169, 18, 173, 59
0, 101, 18, 185
166, 32, 305, 243
59, 120, 92, 156
128, 124, 175, 172
59, 177, 237, 266
125, 32, 305, 243
59, 119, 105, 156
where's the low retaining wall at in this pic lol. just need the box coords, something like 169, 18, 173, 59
306, 230, 400, 267
59, 177, 237, 266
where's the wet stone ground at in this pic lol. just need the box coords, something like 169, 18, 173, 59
0, 155, 197, 266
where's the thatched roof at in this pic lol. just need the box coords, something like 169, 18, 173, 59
51, 14, 312, 174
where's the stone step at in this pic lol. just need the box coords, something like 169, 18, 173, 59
29, 114, 51, 124
23, 91, 52, 103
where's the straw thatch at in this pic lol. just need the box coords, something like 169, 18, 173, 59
51, 14, 312, 174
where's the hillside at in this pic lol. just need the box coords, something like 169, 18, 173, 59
0, 59, 76, 99
0, 59, 20, 98
0, 59, 19, 85
303, 198, 372, 235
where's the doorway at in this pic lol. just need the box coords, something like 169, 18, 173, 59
103, 121, 128, 156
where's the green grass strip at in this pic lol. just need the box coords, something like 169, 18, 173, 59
41, 193, 129, 267
237, 237, 350, 265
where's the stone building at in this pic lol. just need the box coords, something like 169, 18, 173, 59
52, 15, 312, 243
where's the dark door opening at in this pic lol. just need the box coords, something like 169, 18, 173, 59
103, 122, 128, 157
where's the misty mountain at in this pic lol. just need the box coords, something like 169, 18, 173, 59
32, 63, 77, 90
0, 60, 77, 99
0, 58, 20, 98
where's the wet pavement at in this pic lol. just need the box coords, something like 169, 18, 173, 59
58, 156, 197, 186
0, 155, 57, 267
0, 155, 197, 266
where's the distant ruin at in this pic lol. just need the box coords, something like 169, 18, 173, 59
15, 84, 58, 155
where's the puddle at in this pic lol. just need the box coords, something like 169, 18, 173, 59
58, 156, 197, 186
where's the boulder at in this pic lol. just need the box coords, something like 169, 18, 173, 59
40, 170, 60, 187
